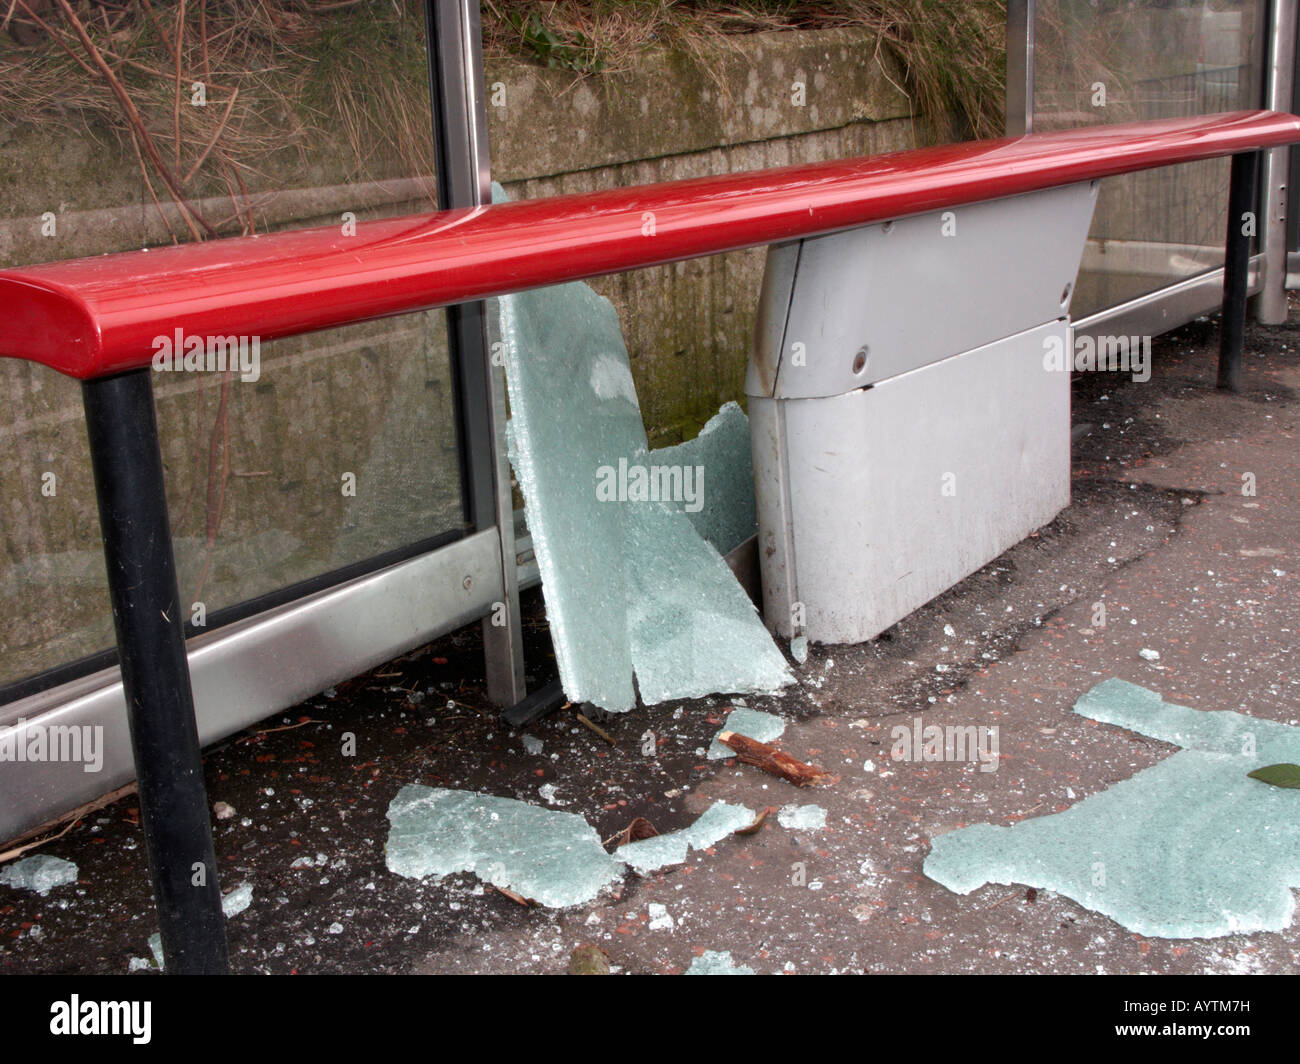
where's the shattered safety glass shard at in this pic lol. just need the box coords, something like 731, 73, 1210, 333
777, 804, 827, 831
491, 183, 789, 712
497, 279, 643, 711
685, 950, 756, 975
924, 679, 1300, 938
0, 854, 78, 896
618, 801, 756, 874
385, 784, 624, 908
707, 705, 787, 759
623, 501, 789, 706
648, 401, 756, 554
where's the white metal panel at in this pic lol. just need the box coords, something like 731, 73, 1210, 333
745, 241, 801, 398
749, 394, 795, 636
756, 321, 1071, 644
751, 183, 1097, 399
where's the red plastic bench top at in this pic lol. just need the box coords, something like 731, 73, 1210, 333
3, 109, 1298, 380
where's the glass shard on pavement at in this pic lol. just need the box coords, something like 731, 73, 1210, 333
0, 854, 77, 896
708, 706, 787, 759
386, 784, 624, 908
685, 949, 756, 975
618, 801, 755, 874
777, 804, 827, 831
924, 679, 1300, 938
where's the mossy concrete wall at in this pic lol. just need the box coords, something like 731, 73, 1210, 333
0, 27, 947, 684
487, 29, 943, 442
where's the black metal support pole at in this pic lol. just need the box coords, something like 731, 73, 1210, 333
1219, 150, 1261, 392
82, 369, 228, 975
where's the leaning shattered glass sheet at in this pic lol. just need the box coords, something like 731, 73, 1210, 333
497, 268, 645, 711
647, 400, 756, 555
924, 679, 1300, 938
492, 186, 788, 713
623, 500, 787, 705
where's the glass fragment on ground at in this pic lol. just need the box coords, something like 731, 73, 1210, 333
924, 679, 1300, 938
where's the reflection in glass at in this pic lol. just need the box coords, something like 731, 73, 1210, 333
1033, 1, 1264, 316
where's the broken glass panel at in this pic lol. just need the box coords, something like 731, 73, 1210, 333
0, 854, 77, 895
924, 679, 1300, 938
618, 801, 755, 874
386, 784, 624, 908
491, 184, 789, 712
496, 270, 644, 711
647, 401, 756, 555
708, 706, 787, 759
623, 503, 789, 706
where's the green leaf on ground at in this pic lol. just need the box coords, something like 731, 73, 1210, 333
1247, 763, 1300, 789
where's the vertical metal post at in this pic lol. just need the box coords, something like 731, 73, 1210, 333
423, 0, 526, 707
1221, 151, 1261, 392
1005, 0, 1034, 136
1258, 0, 1297, 322
82, 369, 228, 974
1289, 9, 1300, 283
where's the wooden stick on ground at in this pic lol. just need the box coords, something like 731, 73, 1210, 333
718, 732, 829, 787
576, 712, 617, 747
0, 780, 137, 859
